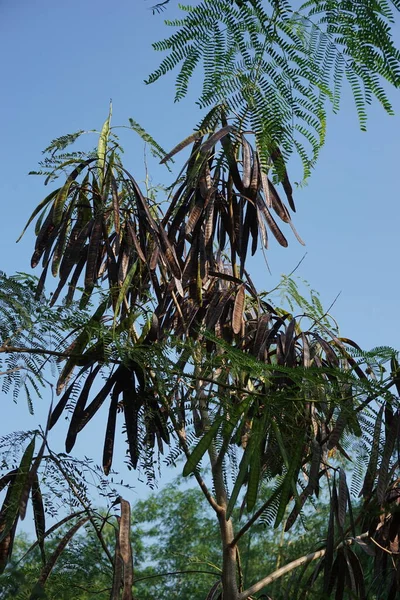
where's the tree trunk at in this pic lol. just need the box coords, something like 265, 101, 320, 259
198, 365, 240, 599
218, 511, 239, 600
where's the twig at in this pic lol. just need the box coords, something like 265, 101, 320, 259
46, 447, 115, 566
0, 366, 25, 376
266, 253, 307, 296
0, 344, 117, 364
17, 511, 87, 565
324, 290, 342, 317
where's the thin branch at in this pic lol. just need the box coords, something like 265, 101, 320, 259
134, 569, 220, 583
172, 370, 266, 398
323, 290, 342, 318
239, 549, 325, 599
0, 366, 25, 376
265, 253, 307, 296
0, 345, 74, 358
229, 485, 282, 548
195, 365, 229, 511
0, 344, 120, 363
46, 447, 115, 567
18, 511, 87, 564
238, 533, 369, 600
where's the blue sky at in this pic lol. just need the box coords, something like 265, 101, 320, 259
1, 0, 400, 514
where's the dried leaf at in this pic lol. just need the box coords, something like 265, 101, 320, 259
161, 131, 203, 164
65, 365, 102, 453
84, 214, 103, 298
270, 147, 295, 211
17, 188, 60, 243
0, 437, 35, 547
186, 196, 204, 235
241, 136, 252, 189
122, 377, 142, 469
338, 468, 347, 528
103, 389, 119, 475
354, 537, 375, 556
31, 474, 46, 564
377, 410, 399, 504
34, 516, 90, 589
53, 158, 95, 226
31, 206, 56, 268
72, 369, 119, 436
323, 494, 335, 593
346, 548, 366, 599
232, 284, 245, 335
0, 515, 18, 574
119, 499, 133, 600
205, 580, 222, 600
200, 126, 234, 155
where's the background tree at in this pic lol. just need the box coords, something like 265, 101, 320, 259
0, 480, 332, 599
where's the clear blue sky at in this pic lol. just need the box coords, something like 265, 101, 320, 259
1, 0, 400, 512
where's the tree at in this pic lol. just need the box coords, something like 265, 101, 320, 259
0, 480, 332, 599
1, 1, 400, 599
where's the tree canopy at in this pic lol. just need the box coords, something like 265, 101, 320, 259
1, 1, 400, 599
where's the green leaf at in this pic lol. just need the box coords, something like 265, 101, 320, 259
273, 430, 304, 529
226, 441, 254, 520
182, 416, 222, 477
246, 446, 261, 512
97, 102, 112, 185
113, 260, 138, 327
360, 405, 383, 498
128, 117, 169, 165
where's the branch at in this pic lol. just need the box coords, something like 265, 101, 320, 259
238, 534, 369, 600
229, 485, 282, 548
0, 344, 120, 363
17, 510, 87, 565
0, 344, 76, 358
0, 366, 25, 376
46, 447, 115, 567
134, 569, 220, 583
196, 373, 228, 511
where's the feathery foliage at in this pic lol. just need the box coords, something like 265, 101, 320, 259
2, 1, 400, 596
147, 0, 400, 179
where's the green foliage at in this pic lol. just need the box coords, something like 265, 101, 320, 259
269, 274, 338, 332
0, 526, 113, 600
2, 3, 400, 597
0, 431, 137, 600
147, 0, 400, 179
0, 273, 80, 410
128, 117, 171, 165
1, 481, 331, 600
